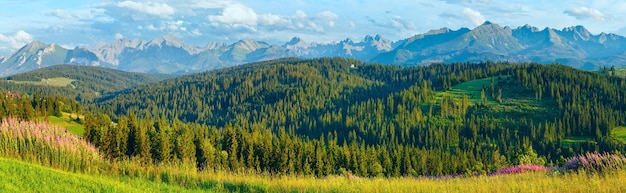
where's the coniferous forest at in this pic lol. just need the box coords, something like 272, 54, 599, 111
3, 58, 626, 192
60, 58, 623, 177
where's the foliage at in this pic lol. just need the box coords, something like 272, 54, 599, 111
516, 147, 546, 165
83, 58, 626, 177
3, 58, 626, 191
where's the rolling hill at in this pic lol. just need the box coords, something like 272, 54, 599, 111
1, 58, 626, 192
92, 58, 626, 176
0, 64, 172, 102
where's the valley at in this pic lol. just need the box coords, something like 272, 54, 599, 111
4, 1, 626, 191
0, 58, 624, 192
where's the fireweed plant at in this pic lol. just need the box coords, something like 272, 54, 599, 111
559, 152, 626, 174
0, 118, 102, 173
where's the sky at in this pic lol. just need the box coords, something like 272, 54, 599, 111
1, 0, 626, 55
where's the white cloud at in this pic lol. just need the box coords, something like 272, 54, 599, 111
0, 30, 34, 49
46, 25, 63, 33
462, 7, 486, 25
117, 1, 175, 18
294, 10, 307, 19
367, 16, 415, 31
257, 13, 289, 26
206, 3, 336, 33
564, 7, 606, 21
316, 11, 338, 27
208, 3, 258, 27
49, 9, 81, 20
186, 0, 232, 9
190, 29, 202, 36
169, 20, 185, 31
47, 8, 100, 22
145, 20, 185, 31
115, 33, 124, 39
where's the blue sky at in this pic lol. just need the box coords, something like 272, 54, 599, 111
1, 0, 626, 55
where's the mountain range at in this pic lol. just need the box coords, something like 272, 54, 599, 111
1, 21, 625, 76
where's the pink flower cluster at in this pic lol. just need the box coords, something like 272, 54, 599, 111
0, 118, 101, 170
490, 164, 549, 176
560, 152, 626, 173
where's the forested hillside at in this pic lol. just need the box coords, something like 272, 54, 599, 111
83, 58, 626, 177
0, 65, 170, 102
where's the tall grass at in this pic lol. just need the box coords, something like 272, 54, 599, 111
0, 118, 102, 173
0, 157, 205, 193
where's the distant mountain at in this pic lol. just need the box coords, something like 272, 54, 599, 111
372, 22, 626, 69
0, 34, 398, 76
0, 41, 70, 76
1, 22, 625, 76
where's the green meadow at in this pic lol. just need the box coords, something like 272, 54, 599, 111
0, 158, 204, 193
2, 156, 626, 193
611, 126, 626, 143
8, 77, 76, 88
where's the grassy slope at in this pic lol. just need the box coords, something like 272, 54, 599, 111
47, 115, 84, 136
437, 76, 594, 146
611, 126, 626, 143
3, 155, 625, 193
436, 76, 498, 105
436, 76, 559, 122
0, 158, 205, 193
38, 112, 85, 136
595, 66, 626, 77
8, 77, 76, 87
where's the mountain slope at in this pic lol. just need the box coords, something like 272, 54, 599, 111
0, 64, 171, 101
93, 58, 626, 176
0, 41, 70, 75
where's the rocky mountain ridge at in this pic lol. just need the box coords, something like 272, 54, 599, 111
1, 21, 624, 76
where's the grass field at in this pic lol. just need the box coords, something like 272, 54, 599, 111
616, 67, 626, 77
562, 136, 596, 146
46, 113, 84, 136
433, 76, 558, 123
3, 155, 626, 193
611, 126, 626, 143
0, 157, 203, 193
435, 77, 499, 105
596, 66, 626, 77
8, 77, 76, 87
